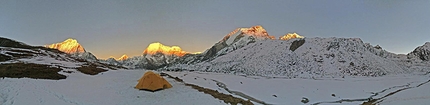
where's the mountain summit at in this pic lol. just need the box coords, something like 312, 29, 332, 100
116, 42, 193, 69
279, 32, 304, 40
45, 38, 97, 61
222, 25, 275, 43
143, 42, 188, 57
202, 25, 275, 61
45, 38, 86, 54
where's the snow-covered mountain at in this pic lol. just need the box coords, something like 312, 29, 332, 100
120, 42, 191, 69
105, 26, 306, 70
160, 25, 278, 66
0, 37, 123, 79
142, 42, 188, 68
279, 32, 304, 40
201, 25, 275, 61
45, 38, 97, 61
45, 38, 86, 54
160, 25, 429, 78
164, 38, 413, 78
32, 26, 428, 79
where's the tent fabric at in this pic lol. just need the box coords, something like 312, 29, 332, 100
135, 71, 172, 91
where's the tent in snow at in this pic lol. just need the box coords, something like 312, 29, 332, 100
135, 71, 172, 91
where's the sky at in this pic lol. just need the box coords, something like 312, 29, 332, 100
1, 0, 429, 59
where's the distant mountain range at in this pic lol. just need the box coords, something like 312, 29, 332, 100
1, 25, 429, 79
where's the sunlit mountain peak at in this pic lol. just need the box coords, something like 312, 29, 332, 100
279, 32, 304, 40
45, 38, 86, 54
118, 54, 129, 61
240, 25, 270, 37
143, 42, 188, 57
224, 25, 276, 41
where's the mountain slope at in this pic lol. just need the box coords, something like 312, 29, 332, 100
163, 37, 414, 78
408, 42, 430, 61
159, 25, 430, 78
0, 37, 33, 48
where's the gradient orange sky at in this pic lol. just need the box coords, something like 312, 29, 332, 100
1, 0, 429, 59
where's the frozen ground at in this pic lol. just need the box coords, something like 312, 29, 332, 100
1, 69, 430, 105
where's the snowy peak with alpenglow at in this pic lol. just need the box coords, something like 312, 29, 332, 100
45, 38, 86, 54
0, 37, 123, 79
45, 38, 99, 61
143, 42, 188, 57
222, 25, 275, 45
141, 42, 190, 69
118, 42, 192, 69
200, 25, 276, 61
118, 54, 129, 61
279, 32, 304, 40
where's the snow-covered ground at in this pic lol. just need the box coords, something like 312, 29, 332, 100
1, 69, 429, 105
167, 71, 430, 105
0, 69, 225, 105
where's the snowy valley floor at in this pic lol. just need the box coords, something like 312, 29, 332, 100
1, 69, 430, 105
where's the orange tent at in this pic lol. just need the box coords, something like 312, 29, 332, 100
135, 71, 172, 91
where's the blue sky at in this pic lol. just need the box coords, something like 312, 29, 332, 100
1, 0, 429, 59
